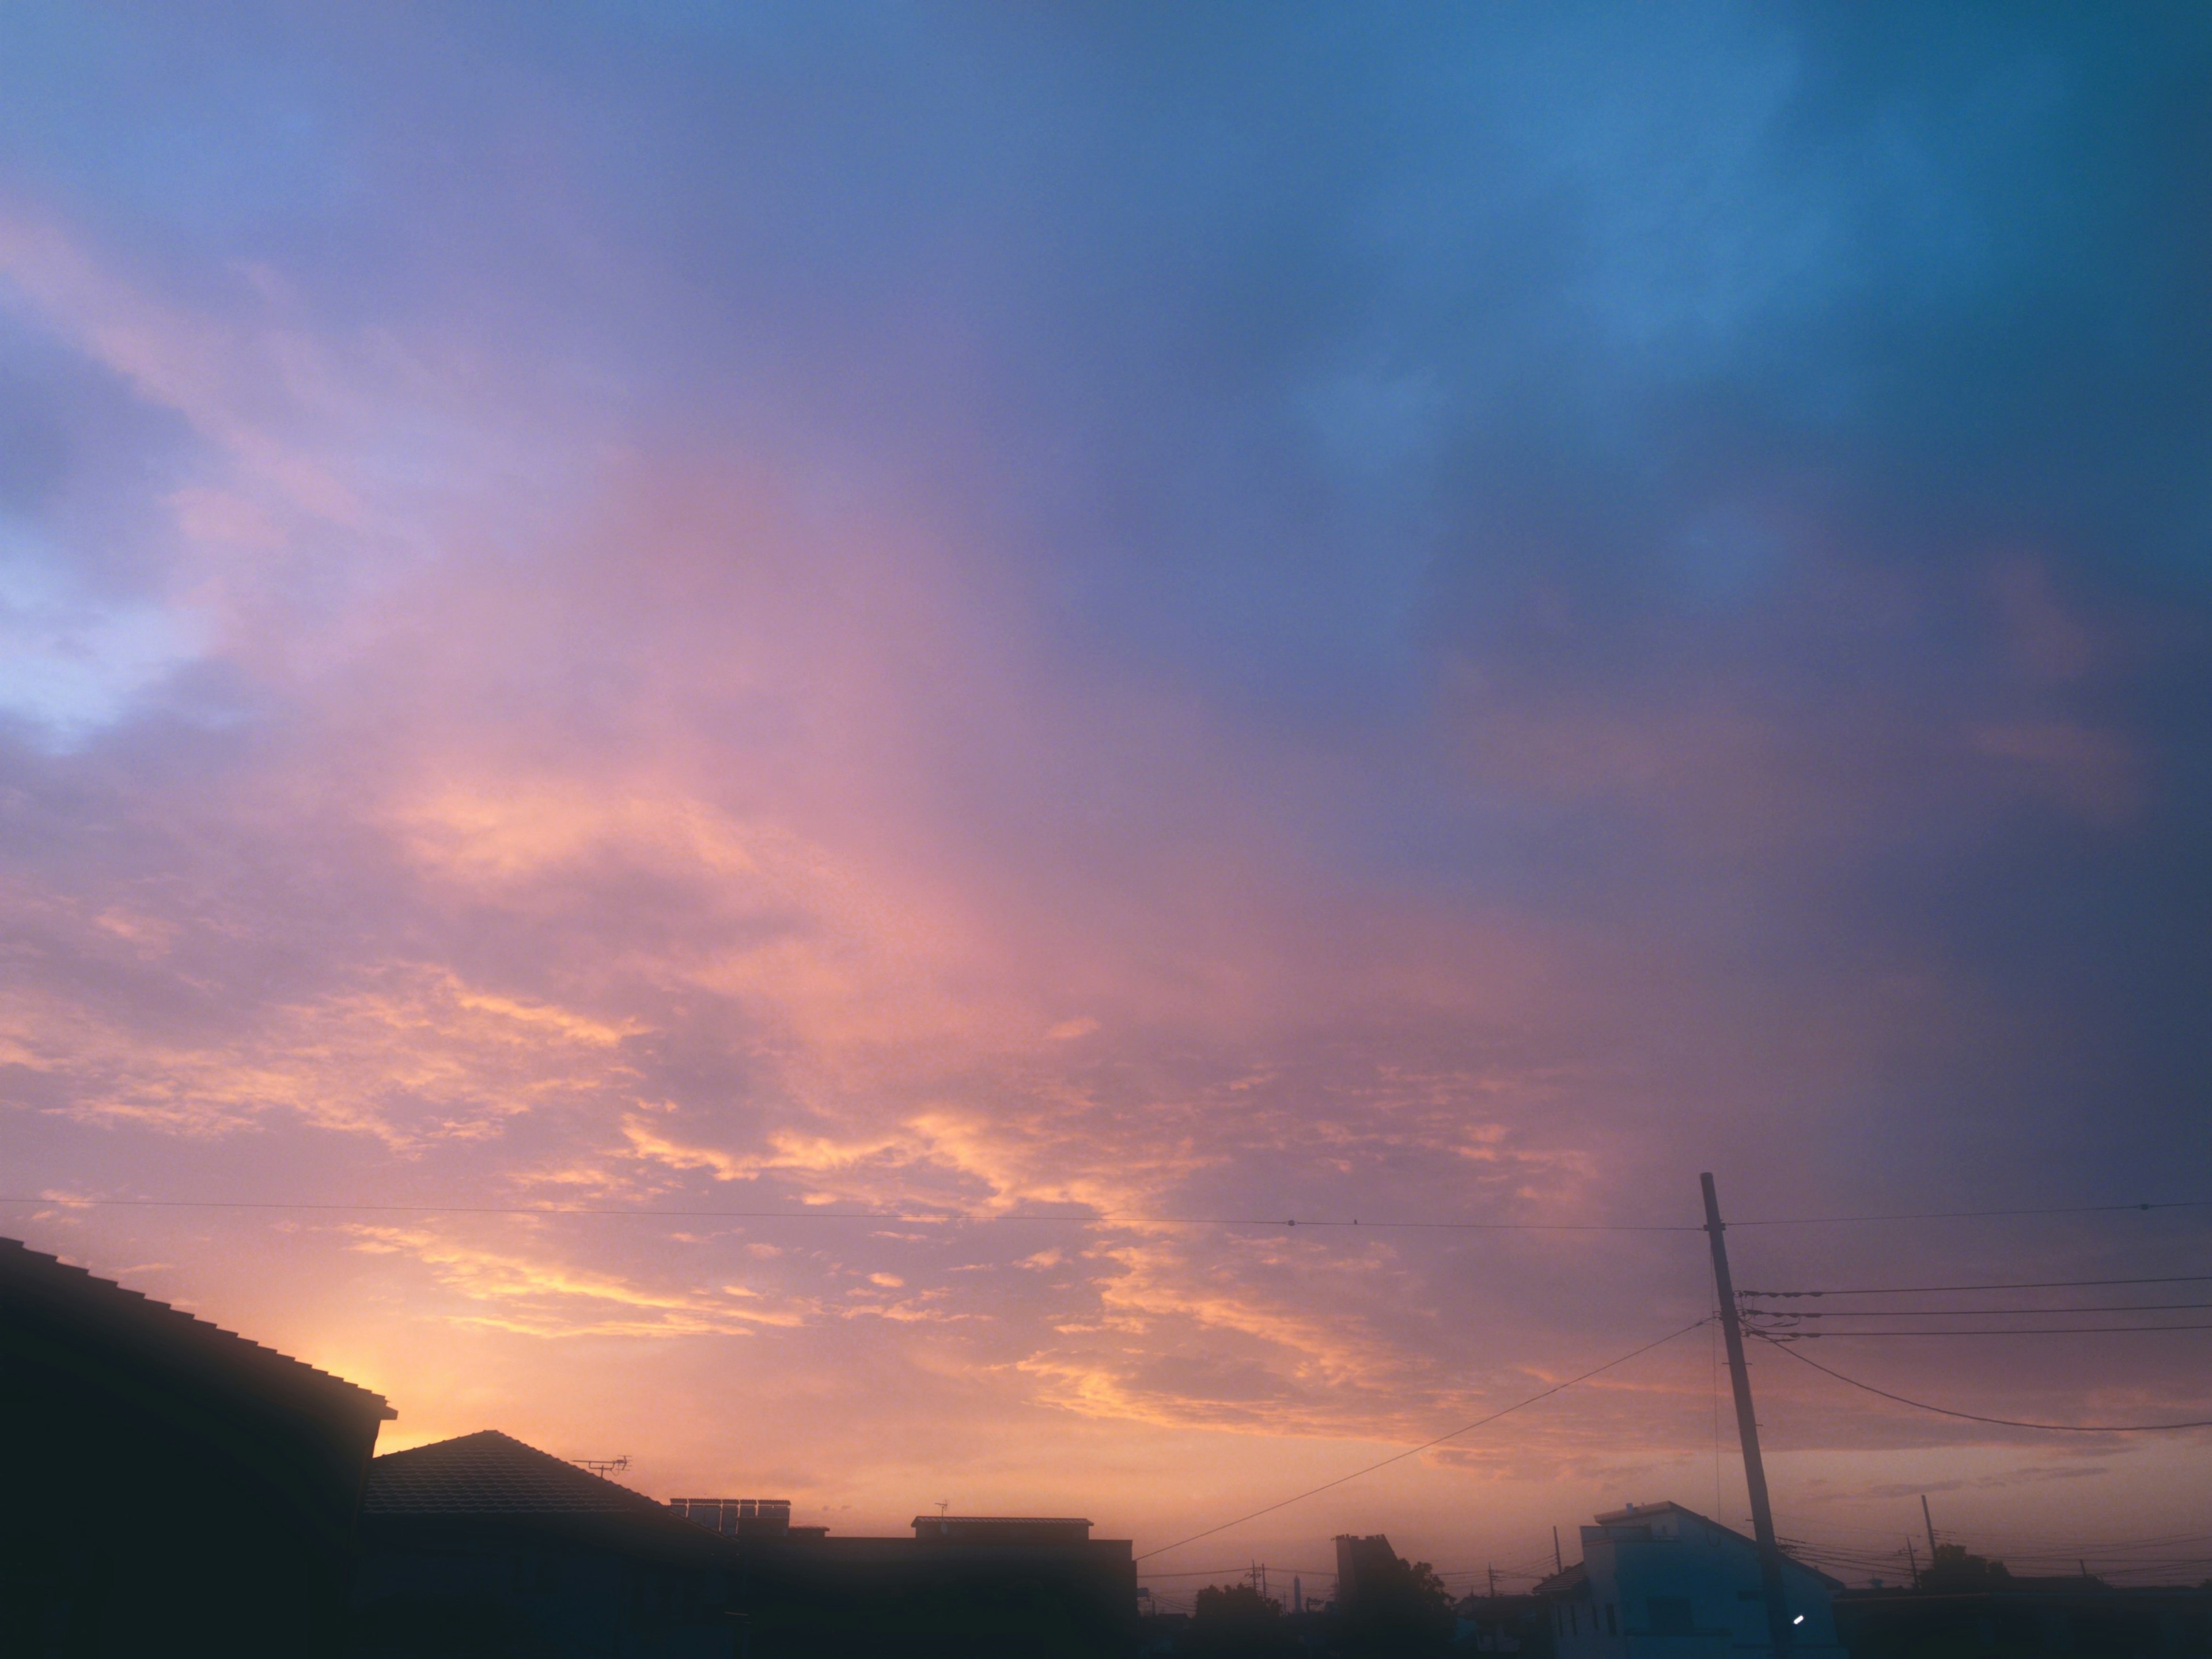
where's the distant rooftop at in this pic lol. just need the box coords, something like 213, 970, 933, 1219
0, 1236, 393, 1421
912, 1516, 1094, 1544
366, 1430, 671, 1516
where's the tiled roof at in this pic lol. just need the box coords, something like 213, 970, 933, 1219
1533, 1561, 1588, 1596
365, 1430, 671, 1516
0, 1236, 393, 1419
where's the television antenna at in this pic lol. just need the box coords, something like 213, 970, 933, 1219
574, 1456, 631, 1477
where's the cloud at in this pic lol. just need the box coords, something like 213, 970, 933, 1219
344, 1224, 809, 1337
2, 1, 2210, 1561
5, 959, 642, 1146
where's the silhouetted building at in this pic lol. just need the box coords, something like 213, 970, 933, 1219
671, 1497, 825, 1540
1539, 1502, 1843, 1658
730, 1514, 1139, 1657
914, 1514, 1098, 1545
1834, 1578, 2212, 1656
354, 1434, 1139, 1658
1335, 1535, 1403, 1615
1331, 1532, 1455, 1654
0, 1236, 394, 1656
1455, 1592, 1555, 1655
353, 1430, 740, 1658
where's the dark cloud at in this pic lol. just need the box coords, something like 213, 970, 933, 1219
2, 0, 2208, 1566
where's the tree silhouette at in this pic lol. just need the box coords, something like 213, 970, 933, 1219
1922, 1543, 2013, 1593
1339, 1554, 1453, 1656
1188, 1581, 1297, 1658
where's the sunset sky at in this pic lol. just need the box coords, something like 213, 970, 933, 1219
5, 3, 2211, 1597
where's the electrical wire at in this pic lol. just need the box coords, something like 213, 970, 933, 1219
1135, 1317, 1712, 1562
1745, 1302, 2212, 1317
1752, 1336, 2203, 1344
1999, 1530, 2212, 1552
0, 1195, 1699, 1232
1728, 1201, 2212, 1227
1751, 1331, 2212, 1430
9, 1193, 2210, 1230
1743, 1274, 2212, 1297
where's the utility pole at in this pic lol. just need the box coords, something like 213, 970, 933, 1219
1488, 1565, 1498, 1599
1906, 1537, 1918, 1588
1703, 1172, 1794, 1657
1921, 1495, 1938, 1569
1553, 1525, 1563, 1574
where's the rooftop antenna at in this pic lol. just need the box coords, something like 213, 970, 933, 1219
573, 1457, 630, 1477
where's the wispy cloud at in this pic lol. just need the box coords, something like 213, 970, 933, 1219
3, 1, 2210, 1561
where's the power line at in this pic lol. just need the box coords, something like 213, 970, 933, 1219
2008, 1550, 2212, 1566
2000, 1531, 2212, 1553
1134, 1317, 1710, 1563
1752, 1332, 2212, 1430
0, 1195, 1698, 1232
1743, 1274, 2212, 1297
1728, 1201, 2212, 1227
1746, 1302, 2212, 1317
1752, 1336, 2203, 1344
8, 1192, 2210, 1230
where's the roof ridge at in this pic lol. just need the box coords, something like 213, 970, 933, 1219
0, 1237, 393, 1417
366, 1429, 671, 1516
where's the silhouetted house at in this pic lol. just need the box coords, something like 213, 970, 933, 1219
727, 1513, 1139, 1658
0, 1236, 394, 1656
1535, 1563, 1592, 1633
669, 1497, 824, 1541
357, 1438, 1139, 1658
1454, 1592, 1554, 1655
1539, 1502, 1843, 1657
913, 1514, 1099, 1546
353, 1429, 740, 1658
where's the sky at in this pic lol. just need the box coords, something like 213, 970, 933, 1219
4, 0, 2211, 1596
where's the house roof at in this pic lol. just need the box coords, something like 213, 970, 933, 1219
0, 1235, 393, 1421
1595, 1501, 1714, 1528
1535, 1561, 1589, 1597
362, 1430, 741, 1563
1588, 1501, 1846, 1591
365, 1430, 672, 1516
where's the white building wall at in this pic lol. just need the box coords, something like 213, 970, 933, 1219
1551, 1506, 1844, 1659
